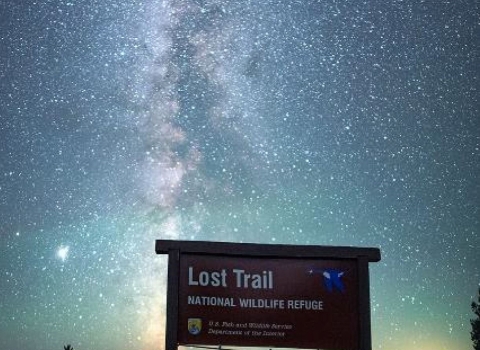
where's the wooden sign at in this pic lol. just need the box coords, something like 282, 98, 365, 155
156, 240, 380, 350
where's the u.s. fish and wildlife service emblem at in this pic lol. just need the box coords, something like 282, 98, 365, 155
188, 318, 202, 335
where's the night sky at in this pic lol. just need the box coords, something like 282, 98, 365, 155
1, 1, 479, 350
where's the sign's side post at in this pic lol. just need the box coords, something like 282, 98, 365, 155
165, 249, 180, 350
357, 255, 373, 350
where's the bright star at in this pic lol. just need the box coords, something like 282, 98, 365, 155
56, 245, 69, 262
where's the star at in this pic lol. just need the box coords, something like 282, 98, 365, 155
56, 245, 69, 262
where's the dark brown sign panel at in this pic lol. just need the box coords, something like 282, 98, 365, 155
156, 240, 381, 350
178, 254, 358, 349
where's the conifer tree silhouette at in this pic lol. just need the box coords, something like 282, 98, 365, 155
472, 287, 480, 350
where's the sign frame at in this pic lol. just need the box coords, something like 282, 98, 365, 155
156, 239, 381, 350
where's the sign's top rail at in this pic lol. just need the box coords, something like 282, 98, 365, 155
155, 239, 381, 262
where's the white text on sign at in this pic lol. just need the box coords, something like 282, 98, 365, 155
188, 267, 274, 289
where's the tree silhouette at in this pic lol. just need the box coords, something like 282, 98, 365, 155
64, 345, 73, 350
472, 287, 480, 350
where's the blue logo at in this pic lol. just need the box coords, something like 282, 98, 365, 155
309, 268, 346, 293
322, 269, 345, 293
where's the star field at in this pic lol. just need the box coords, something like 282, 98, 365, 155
1, 1, 479, 350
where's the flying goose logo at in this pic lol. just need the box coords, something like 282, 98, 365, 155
308, 268, 346, 293
322, 269, 345, 293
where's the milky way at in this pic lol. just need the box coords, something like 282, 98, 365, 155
1, 1, 479, 350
